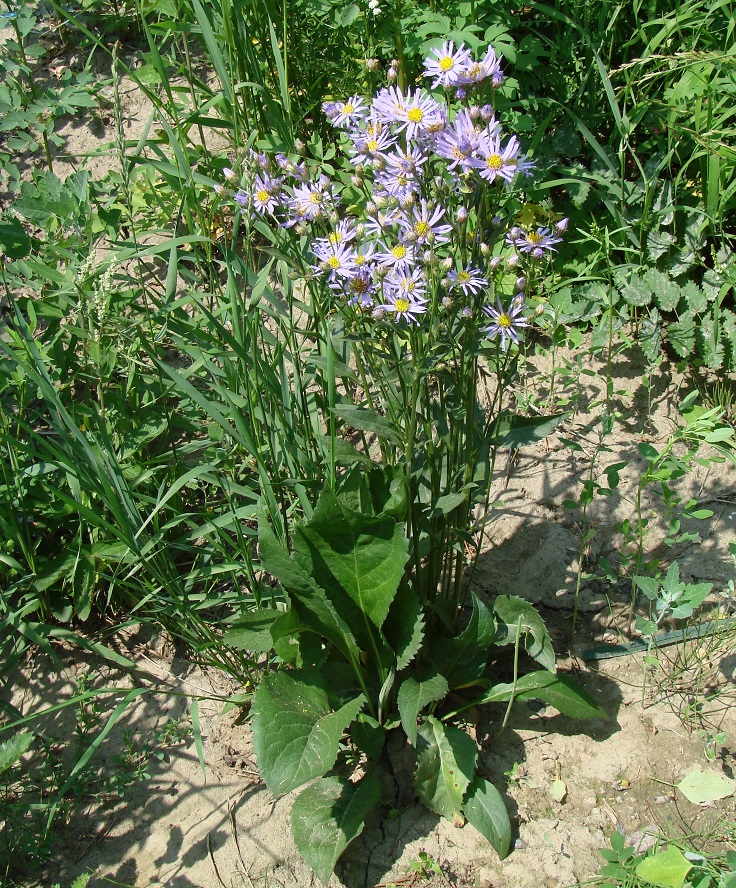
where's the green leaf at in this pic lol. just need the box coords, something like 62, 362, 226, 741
428, 592, 496, 688
635, 847, 693, 888
397, 673, 450, 746
480, 671, 607, 719
291, 774, 382, 885
486, 412, 566, 448
258, 512, 360, 662
383, 583, 425, 670
634, 576, 660, 601
0, 218, 31, 259
224, 609, 281, 653
463, 776, 511, 859
619, 272, 653, 307
493, 596, 555, 672
0, 732, 33, 773
252, 669, 365, 796
332, 404, 403, 448
294, 488, 408, 630
414, 716, 477, 821
676, 769, 736, 805
668, 311, 696, 359
644, 269, 681, 312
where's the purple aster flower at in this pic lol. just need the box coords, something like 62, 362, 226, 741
423, 41, 472, 89
457, 46, 503, 86
331, 95, 369, 129
376, 239, 416, 274
313, 218, 358, 253
311, 240, 357, 281
251, 175, 281, 214
378, 289, 429, 324
508, 226, 563, 254
398, 199, 451, 245
350, 119, 397, 165
289, 178, 337, 223
473, 133, 521, 183
372, 86, 442, 141
446, 266, 488, 296
331, 267, 377, 307
386, 267, 427, 299
482, 295, 529, 350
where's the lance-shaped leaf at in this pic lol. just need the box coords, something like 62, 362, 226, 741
414, 716, 477, 821
383, 583, 424, 670
252, 669, 365, 797
494, 596, 556, 672
224, 609, 281, 653
464, 776, 511, 859
428, 592, 496, 688
479, 671, 607, 720
294, 488, 408, 630
486, 411, 566, 448
258, 512, 360, 662
291, 774, 382, 885
0, 732, 34, 774
397, 673, 449, 747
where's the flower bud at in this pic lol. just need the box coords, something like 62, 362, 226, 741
213, 183, 226, 196
294, 139, 306, 155
372, 307, 385, 320
223, 167, 237, 182
492, 71, 504, 89
387, 68, 397, 82
555, 217, 569, 234
462, 306, 473, 318
506, 253, 519, 268
508, 226, 521, 239
481, 104, 494, 122
351, 175, 364, 188
480, 242, 491, 256
469, 105, 482, 120
490, 255, 503, 270
491, 214, 502, 228
234, 191, 248, 207
531, 247, 544, 260
295, 223, 307, 236
422, 249, 434, 264
456, 206, 468, 224
442, 256, 454, 271
455, 87, 467, 99
400, 194, 415, 210
515, 276, 527, 291
366, 201, 378, 216
390, 58, 400, 71
365, 58, 381, 72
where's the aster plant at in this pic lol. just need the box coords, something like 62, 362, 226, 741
221, 42, 603, 884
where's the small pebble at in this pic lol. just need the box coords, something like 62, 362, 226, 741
514, 838, 528, 850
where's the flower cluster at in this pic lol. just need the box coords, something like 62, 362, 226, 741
220, 44, 567, 350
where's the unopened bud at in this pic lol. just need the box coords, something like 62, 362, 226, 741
295, 223, 307, 236
455, 87, 467, 99
399, 194, 415, 210
462, 306, 473, 318
213, 183, 226, 196
491, 214, 502, 228
365, 58, 381, 72
456, 206, 468, 224
509, 226, 521, 239
506, 253, 519, 268
351, 175, 364, 188
442, 296, 452, 308
515, 276, 527, 291
372, 307, 385, 320
442, 257, 454, 271
223, 167, 237, 182
481, 104, 494, 122
469, 105, 481, 120
555, 217, 569, 234
480, 242, 490, 256
492, 71, 504, 89
531, 247, 544, 260
390, 58, 400, 71
294, 139, 306, 155
490, 256, 503, 270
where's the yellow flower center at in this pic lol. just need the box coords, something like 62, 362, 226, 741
256, 189, 270, 203
353, 277, 368, 293
395, 298, 410, 313
342, 103, 354, 114
401, 278, 415, 292
487, 154, 503, 170
391, 245, 407, 259
457, 271, 470, 283
328, 232, 343, 244
309, 192, 323, 204
355, 255, 366, 266
439, 56, 454, 72
498, 313, 512, 328
467, 63, 481, 79
527, 231, 543, 244
328, 256, 341, 269
407, 108, 424, 123
367, 139, 379, 152
415, 221, 430, 237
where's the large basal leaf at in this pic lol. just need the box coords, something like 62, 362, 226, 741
486, 411, 566, 449
382, 583, 425, 670
494, 596, 556, 672
397, 673, 449, 747
294, 488, 408, 630
414, 716, 477, 821
463, 776, 511, 859
252, 669, 365, 797
258, 512, 360, 662
291, 774, 382, 885
480, 671, 607, 720
429, 593, 496, 689
224, 609, 282, 653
